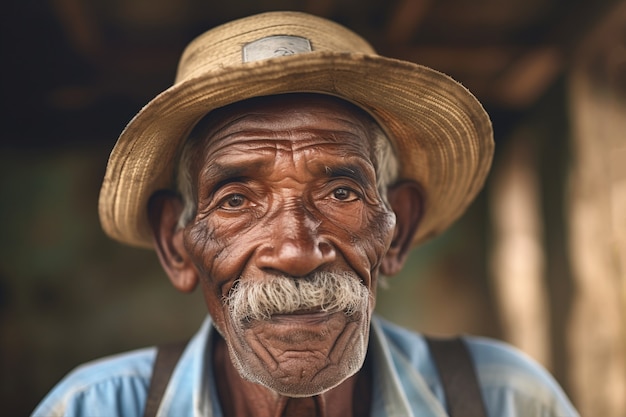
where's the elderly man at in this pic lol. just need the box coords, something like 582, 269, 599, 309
33, 11, 578, 417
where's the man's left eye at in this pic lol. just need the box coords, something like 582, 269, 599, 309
332, 187, 358, 202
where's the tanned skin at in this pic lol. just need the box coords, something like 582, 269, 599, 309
148, 94, 422, 417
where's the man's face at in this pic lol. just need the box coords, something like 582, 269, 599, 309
182, 95, 396, 396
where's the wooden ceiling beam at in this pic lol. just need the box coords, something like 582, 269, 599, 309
385, 0, 432, 44
304, 0, 336, 17
430, 0, 549, 29
490, 46, 563, 108
49, 0, 103, 60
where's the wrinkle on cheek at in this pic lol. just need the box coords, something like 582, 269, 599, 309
186, 216, 242, 261
370, 207, 396, 245
327, 320, 360, 364
353, 206, 396, 270
185, 215, 269, 296
245, 331, 280, 371
184, 221, 228, 292
317, 202, 366, 231
185, 222, 216, 266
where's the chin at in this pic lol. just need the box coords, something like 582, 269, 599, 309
224, 307, 372, 397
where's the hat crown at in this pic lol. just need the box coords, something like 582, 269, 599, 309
175, 11, 376, 84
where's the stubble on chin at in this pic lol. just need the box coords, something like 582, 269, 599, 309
220, 272, 372, 397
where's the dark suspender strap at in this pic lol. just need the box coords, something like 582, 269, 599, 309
142, 340, 188, 417
143, 337, 486, 417
425, 337, 489, 417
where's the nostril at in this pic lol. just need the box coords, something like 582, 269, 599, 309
318, 240, 336, 259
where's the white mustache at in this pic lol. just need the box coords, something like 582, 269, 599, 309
225, 271, 370, 323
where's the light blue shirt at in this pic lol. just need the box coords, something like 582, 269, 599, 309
32, 315, 578, 417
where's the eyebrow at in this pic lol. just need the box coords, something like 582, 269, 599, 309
200, 161, 262, 192
324, 164, 369, 186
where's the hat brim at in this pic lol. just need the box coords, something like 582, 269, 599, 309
98, 52, 493, 248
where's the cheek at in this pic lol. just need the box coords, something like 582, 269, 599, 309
184, 221, 241, 336
373, 206, 397, 244
184, 221, 221, 279
184, 216, 258, 295
322, 203, 396, 275
360, 207, 396, 263
316, 200, 365, 230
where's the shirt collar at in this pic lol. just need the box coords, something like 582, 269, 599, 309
369, 317, 448, 417
158, 315, 447, 417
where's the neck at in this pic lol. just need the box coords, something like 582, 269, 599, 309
213, 336, 371, 417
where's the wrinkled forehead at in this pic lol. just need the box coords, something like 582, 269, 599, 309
188, 93, 380, 155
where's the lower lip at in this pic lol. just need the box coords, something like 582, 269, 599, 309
269, 310, 334, 325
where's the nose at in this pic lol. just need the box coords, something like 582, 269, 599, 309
254, 204, 336, 277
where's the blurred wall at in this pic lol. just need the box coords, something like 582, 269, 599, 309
2, 1, 625, 416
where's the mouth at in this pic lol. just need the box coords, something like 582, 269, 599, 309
239, 308, 364, 347
269, 309, 331, 325
239, 308, 362, 329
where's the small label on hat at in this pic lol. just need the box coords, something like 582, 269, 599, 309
243, 35, 312, 63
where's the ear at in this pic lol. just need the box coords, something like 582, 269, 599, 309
381, 181, 423, 276
147, 190, 198, 293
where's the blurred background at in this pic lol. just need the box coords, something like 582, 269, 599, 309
1, 0, 625, 415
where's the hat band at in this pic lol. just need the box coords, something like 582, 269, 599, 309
243, 35, 312, 62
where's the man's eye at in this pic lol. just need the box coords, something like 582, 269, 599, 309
222, 194, 246, 208
332, 187, 358, 202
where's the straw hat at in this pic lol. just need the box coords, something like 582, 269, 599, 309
99, 11, 494, 249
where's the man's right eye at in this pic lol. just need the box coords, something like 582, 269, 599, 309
221, 193, 247, 209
